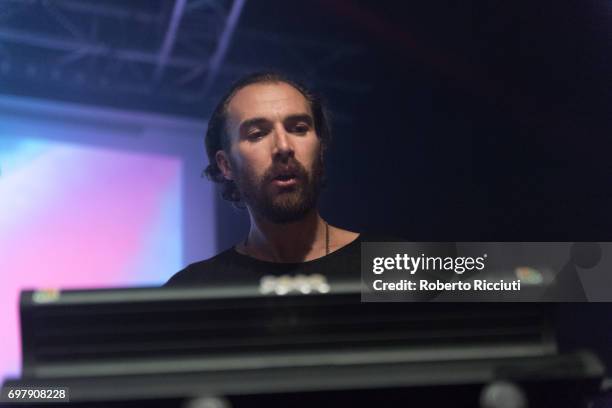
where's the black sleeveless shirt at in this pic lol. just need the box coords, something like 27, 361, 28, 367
164, 233, 386, 287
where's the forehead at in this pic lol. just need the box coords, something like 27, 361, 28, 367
226, 82, 312, 124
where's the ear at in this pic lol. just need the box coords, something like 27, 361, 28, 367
215, 150, 234, 181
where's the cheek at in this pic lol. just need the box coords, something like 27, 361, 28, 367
233, 146, 270, 176
297, 139, 321, 167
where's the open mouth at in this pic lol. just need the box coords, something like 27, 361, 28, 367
272, 173, 298, 186
275, 174, 295, 181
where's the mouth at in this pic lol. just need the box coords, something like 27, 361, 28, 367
271, 173, 298, 187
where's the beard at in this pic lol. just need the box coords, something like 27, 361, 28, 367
232, 153, 323, 224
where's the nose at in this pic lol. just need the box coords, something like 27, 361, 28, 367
272, 124, 294, 160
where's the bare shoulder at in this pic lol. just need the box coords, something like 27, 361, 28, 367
329, 225, 360, 250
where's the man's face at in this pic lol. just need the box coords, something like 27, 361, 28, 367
219, 82, 323, 223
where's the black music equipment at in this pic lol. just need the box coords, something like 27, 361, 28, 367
1, 282, 606, 407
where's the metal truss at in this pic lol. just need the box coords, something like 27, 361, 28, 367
0, 0, 367, 112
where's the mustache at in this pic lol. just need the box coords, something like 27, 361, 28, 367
262, 158, 308, 182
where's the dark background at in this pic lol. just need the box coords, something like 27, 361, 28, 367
1, 0, 611, 372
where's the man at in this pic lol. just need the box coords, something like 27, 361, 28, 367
165, 72, 363, 286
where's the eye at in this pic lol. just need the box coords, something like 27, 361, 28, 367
246, 128, 266, 141
291, 123, 310, 135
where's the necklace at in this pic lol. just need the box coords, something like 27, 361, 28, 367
243, 221, 330, 258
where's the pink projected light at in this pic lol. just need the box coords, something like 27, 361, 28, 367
0, 138, 182, 379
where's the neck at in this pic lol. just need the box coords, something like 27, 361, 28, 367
243, 208, 328, 262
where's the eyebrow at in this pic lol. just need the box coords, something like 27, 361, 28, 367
284, 114, 314, 126
238, 114, 314, 135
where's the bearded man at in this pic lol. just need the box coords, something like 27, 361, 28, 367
165, 72, 362, 286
